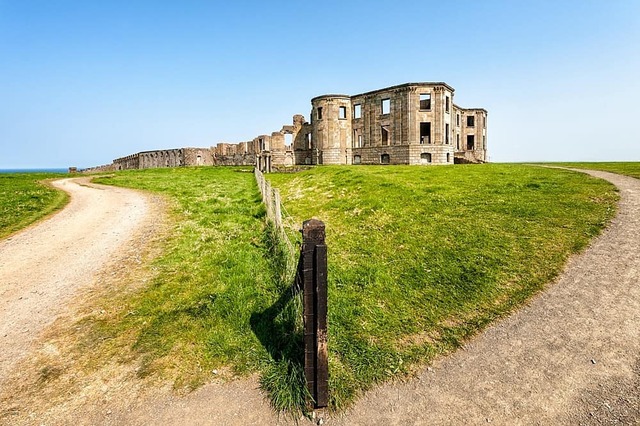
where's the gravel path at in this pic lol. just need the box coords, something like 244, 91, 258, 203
0, 178, 151, 380
101, 169, 640, 425
2, 169, 638, 425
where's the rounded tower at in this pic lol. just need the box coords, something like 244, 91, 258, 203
311, 95, 352, 165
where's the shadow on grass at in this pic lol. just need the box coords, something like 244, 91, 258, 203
250, 227, 310, 415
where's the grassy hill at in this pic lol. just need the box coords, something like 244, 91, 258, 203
267, 164, 618, 409
6, 165, 618, 415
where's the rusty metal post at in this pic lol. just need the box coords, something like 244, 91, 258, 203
300, 219, 328, 408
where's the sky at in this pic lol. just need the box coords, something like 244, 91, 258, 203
1, 0, 639, 168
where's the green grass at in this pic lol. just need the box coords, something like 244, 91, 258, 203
91, 167, 308, 413
89, 164, 618, 414
267, 164, 618, 410
0, 173, 69, 239
549, 162, 640, 179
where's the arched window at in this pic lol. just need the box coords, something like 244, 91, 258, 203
381, 154, 390, 164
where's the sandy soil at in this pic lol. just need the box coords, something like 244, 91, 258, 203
1, 169, 639, 425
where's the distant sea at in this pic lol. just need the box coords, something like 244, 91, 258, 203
0, 168, 68, 174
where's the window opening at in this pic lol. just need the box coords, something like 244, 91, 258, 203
457, 113, 460, 126
447, 152, 451, 162
467, 135, 475, 150
420, 152, 432, 163
306, 133, 312, 149
456, 134, 460, 150
353, 155, 361, 164
446, 96, 450, 113
420, 122, 431, 144
317, 107, 323, 120
445, 123, 450, 144
467, 115, 475, 127
381, 153, 390, 164
381, 125, 389, 145
419, 93, 431, 110
339, 106, 347, 119
353, 129, 362, 148
354, 104, 362, 119
381, 98, 390, 115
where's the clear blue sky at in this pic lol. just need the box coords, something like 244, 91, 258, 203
1, 1, 639, 168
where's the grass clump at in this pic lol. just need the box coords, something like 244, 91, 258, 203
551, 162, 640, 179
267, 164, 618, 410
0, 172, 68, 239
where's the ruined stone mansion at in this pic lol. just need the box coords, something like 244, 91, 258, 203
85, 82, 486, 172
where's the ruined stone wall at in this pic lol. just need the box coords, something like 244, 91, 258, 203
113, 153, 140, 170
310, 95, 352, 165
91, 81, 485, 173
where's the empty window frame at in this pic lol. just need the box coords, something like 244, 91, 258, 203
445, 96, 450, 113
354, 104, 362, 119
456, 134, 460, 150
456, 113, 460, 126
447, 152, 451, 162
306, 133, 312, 149
339, 106, 347, 119
445, 123, 450, 144
420, 152, 432, 163
381, 153, 390, 164
353, 129, 363, 148
483, 135, 486, 150
284, 133, 293, 147
381, 98, 390, 115
483, 116, 487, 128
419, 93, 431, 110
467, 135, 475, 150
381, 125, 389, 145
317, 107, 323, 120
353, 155, 362, 164
420, 122, 431, 144
466, 115, 475, 127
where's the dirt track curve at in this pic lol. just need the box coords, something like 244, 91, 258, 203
0, 178, 151, 379
1, 170, 638, 425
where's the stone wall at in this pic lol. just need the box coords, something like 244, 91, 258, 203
85, 82, 486, 172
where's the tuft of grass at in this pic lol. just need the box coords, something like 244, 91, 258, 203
268, 164, 619, 410
548, 162, 640, 180
0, 173, 69, 239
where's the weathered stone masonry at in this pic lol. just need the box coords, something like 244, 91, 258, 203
86, 82, 486, 172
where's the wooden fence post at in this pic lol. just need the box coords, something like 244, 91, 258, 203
300, 219, 328, 408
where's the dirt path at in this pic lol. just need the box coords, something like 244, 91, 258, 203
0, 178, 153, 380
91, 168, 640, 425
2, 169, 638, 425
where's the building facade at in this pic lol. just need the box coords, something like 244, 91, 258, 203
84, 82, 486, 172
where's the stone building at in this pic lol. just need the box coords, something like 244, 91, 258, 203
110, 148, 214, 171
84, 82, 486, 172
216, 82, 486, 170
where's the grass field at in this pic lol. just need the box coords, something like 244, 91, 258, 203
0, 173, 68, 239
551, 162, 640, 179
82, 164, 618, 414
267, 164, 618, 410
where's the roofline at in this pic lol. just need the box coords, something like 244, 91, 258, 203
352, 82, 455, 98
310, 94, 351, 102
311, 82, 457, 103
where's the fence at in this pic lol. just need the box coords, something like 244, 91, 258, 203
254, 167, 329, 409
254, 167, 297, 260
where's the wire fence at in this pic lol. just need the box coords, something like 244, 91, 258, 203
254, 167, 298, 265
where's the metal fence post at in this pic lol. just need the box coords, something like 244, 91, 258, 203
300, 219, 328, 408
